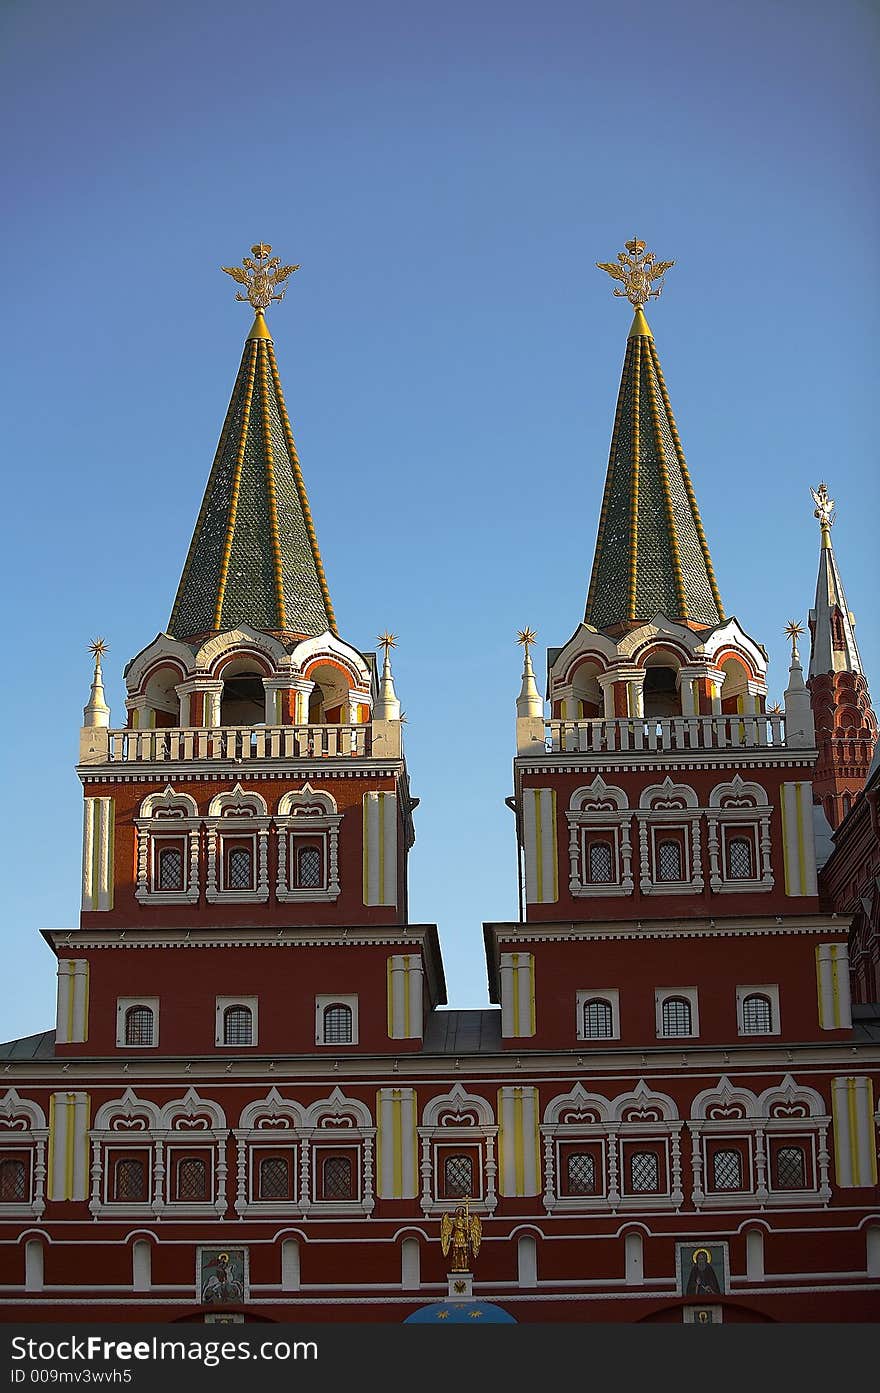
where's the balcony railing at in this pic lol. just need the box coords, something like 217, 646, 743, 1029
544, 712, 787, 755
106, 723, 372, 763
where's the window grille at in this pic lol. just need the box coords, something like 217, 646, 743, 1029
742, 993, 772, 1034
0, 1159, 26, 1201
630, 1152, 659, 1192
259, 1156, 290, 1200
322, 1004, 353, 1044
296, 846, 323, 889
444, 1154, 474, 1198
114, 1158, 147, 1201
583, 998, 613, 1039
157, 845, 184, 890
566, 1152, 596, 1195
227, 846, 253, 890
125, 1006, 154, 1046
712, 1150, 742, 1191
728, 837, 754, 879
176, 1157, 209, 1202
588, 841, 613, 884
322, 1155, 354, 1200
657, 839, 683, 882
775, 1147, 806, 1190
661, 996, 692, 1037
224, 1006, 253, 1045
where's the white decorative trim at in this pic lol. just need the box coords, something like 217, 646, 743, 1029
115, 998, 159, 1049
276, 783, 342, 902
576, 989, 621, 1042
566, 777, 633, 898
736, 984, 781, 1038
205, 783, 269, 904
315, 996, 358, 1047
707, 775, 774, 893
637, 778, 702, 895
0, 1090, 47, 1219
215, 996, 259, 1048
418, 1084, 498, 1216
135, 786, 200, 906
655, 988, 700, 1040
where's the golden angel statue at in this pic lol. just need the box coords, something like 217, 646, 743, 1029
440, 1205, 482, 1272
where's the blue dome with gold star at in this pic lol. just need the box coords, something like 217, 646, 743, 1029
404, 1300, 516, 1323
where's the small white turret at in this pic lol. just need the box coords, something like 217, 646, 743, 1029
374, 631, 401, 721
782, 621, 815, 749
83, 638, 111, 729
516, 627, 545, 754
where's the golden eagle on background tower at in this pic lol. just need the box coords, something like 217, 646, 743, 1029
221, 243, 300, 310
440, 1206, 482, 1272
597, 238, 674, 309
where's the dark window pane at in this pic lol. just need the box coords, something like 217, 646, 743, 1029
583, 999, 613, 1039
661, 997, 692, 1036
728, 837, 753, 879
657, 840, 683, 882
323, 1005, 352, 1044
630, 1152, 659, 1192
259, 1156, 290, 1200
228, 847, 253, 890
157, 846, 184, 890
323, 1156, 353, 1200
444, 1155, 474, 1198
776, 1147, 806, 1190
566, 1153, 595, 1195
0, 1159, 26, 1201
115, 1158, 147, 1201
125, 1006, 154, 1046
588, 842, 613, 883
297, 846, 323, 889
742, 994, 772, 1034
177, 1157, 209, 1201
712, 1150, 742, 1191
224, 1006, 253, 1045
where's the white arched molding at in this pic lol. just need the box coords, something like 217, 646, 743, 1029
0, 1090, 47, 1219
707, 775, 773, 893
755, 1075, 831, 1207
301, 1088, 375, 1217
687, 1077, 761, 1210
205, 783, 269, 904
540, 1083, 612, 1215
418, 1084, 498, 1217
195, 626, 288, 677
233, 1088, 306, 1219
637, 778, 702, 895
135, 786, 201, 906
566, 778, 633, 897
609, 1081, 683, 1211
89, 1089, 161, 1219
155, 1089, 228, 1219
276, 784, 342, 903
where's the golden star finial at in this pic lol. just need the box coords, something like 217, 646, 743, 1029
221, 243, 300, 311
768, 701, 783, 714
88, 637, 109, 662
597, 238, 674, 309
785, 620, 806, 661
377, 631, 398, 656
517, 627, 537, 653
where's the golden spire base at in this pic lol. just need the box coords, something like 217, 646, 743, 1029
247, 310, 273, 342
628, 307, 653, 339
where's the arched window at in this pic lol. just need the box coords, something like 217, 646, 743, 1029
642, 665, 680, 717
0, 1159, 26, 1202
227, 846, 253, 891
224, 1005, 253, 1046
566, 1152, 595, 1195
297, 845, 323, 889
322, 1004, 353, 1044
157, 845, 184, 890
258, 1156, 290, 1201
742, 993, 773, 1034
630, 1152, 659, 1192
712, 1150, 742, 1191
588, 842, 613, 884
775, 1147, 806, 1190
176, 1156, 209, 1202
114, 1158, 147, 1201
727, 836, 754, 879
322, 1155, 353, 1200
582, 998, 613, 1039
656, 839, 683, 882
661, 997, 692, 1037
443, 1154, 474, 1198
125, 1006, 154, 1047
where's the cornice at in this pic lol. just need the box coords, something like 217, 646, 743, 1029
78, 761, 404, 785
484, 915, 848, 946
43, 925, 438, 953
515, 753, 817, 776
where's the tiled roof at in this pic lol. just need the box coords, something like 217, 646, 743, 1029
422, 1009, 502, 1054
0, 1030, 55, 1060
585, 312, 724, 631
168, 315, 335, 640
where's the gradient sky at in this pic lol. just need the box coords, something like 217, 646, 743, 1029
1, 0, 877, 1041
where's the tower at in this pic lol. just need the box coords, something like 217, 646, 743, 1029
807, 482, 878, 828
66, 245, 441, 1067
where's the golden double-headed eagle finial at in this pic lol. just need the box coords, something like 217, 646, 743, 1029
221, 243, 300, 310
811, 482, 835, 531
597, 238, 674, 309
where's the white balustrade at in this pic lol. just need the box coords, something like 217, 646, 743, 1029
107, 723, 371, 763
544, 712, 787, 755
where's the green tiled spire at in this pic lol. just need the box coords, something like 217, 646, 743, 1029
168, 312, 336, 641
584, 309, 724, 631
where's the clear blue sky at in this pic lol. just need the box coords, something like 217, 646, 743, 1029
1, 0, 877, 1040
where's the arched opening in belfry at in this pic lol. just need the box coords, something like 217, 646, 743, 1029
142, 664, 183, 727
306, 662, 353, 725
570, 659, 603, 718
219, 656, 268, 726
642, 650, 682, 718
719, 655, 752, 713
